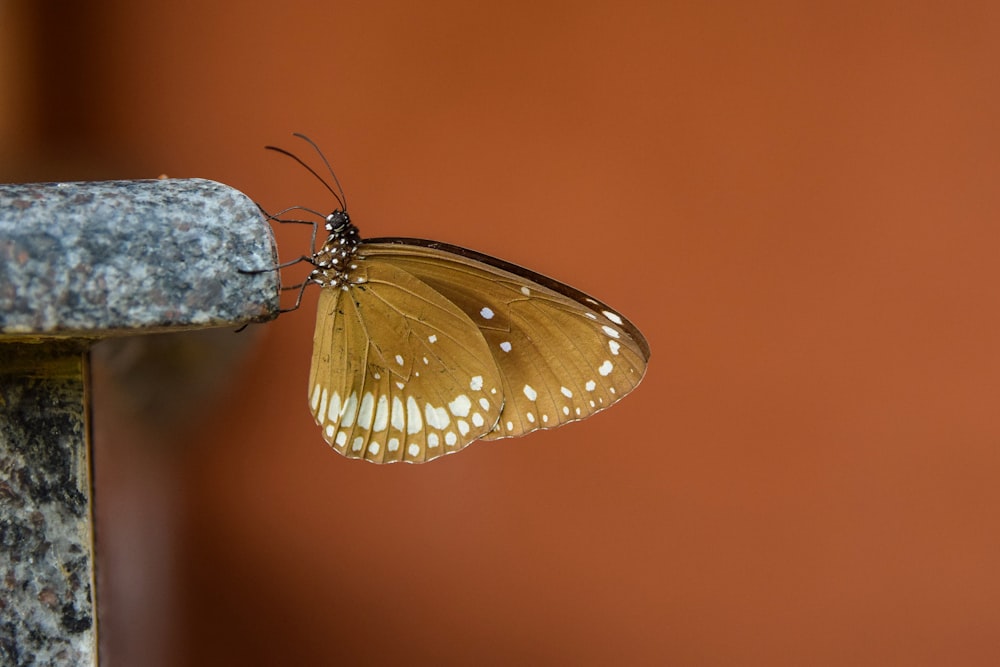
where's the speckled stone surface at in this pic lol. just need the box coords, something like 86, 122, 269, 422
0, 179, 281, 665
0, 178, 280, 337
0, 342, 94, 667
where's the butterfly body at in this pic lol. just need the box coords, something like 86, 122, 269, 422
305, 211, 361, 289
267, 134, 649, 464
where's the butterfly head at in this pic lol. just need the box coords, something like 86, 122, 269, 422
325, 208, 353, 233
322, 208, 361, 251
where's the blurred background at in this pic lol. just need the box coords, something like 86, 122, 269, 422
3, 1, 1000, 664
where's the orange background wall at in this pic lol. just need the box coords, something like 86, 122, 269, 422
4, 1, 1000, 665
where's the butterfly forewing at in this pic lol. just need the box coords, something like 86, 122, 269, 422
309, 258, 504, 463
359, 240, 650, 440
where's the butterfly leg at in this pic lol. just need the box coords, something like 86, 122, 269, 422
238, 255, 319, 308
242, 203, 326, 276
281, 277, 314, 313
237, 253, 319, 276
232, 269, 314, 332
258, 203, 328, 255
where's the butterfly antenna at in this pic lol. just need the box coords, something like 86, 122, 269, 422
265, 139, 347, 211
293, 132, 349, 212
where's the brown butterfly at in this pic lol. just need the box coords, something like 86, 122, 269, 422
265, 134, 650, 463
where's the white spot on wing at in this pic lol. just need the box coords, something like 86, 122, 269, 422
388, 437, 400, 452
523, 384, 537, 401
499, 341, 512, 353
470, 375, 484, 391
479, 397, 490, 410
585, 380, 596, 391
472, 412, 485, 427
368, 441, 380, 455
428, 334, 437, 343
609, 340, 621, 355
335, 431, 347, 447
603, 310, 623, 325
480, 307, 494, 319
352, 437, 364, 452
428, 433, 440, 448
406, 397, 423, 434
601, 325, 620, 339
357, 392, 375, 428
340, 392, 359, 427
560, 386, 573, 398
448, 395, 472, 417
310, 385, 321, 412
407, 443, 420, 457
373, 396, 389, 432
598, 360, 613, 376
391, 396, 405, 431
395, 354, 404, 365
425, 404, 450, 429
327, 391, 342, 422
445, 431, 457, 446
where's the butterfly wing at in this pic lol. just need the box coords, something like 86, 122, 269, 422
359, 239, 650, 440
309, 258, 504, 463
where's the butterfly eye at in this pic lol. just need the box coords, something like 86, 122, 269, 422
267, 133, 650, 463
325, 210, 350, 232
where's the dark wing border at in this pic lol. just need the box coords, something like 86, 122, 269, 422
363, 237, 651, 361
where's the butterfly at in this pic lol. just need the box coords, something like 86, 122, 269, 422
263, 134, 650, 464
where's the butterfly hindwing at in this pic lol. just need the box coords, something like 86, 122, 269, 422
359, 240, 650, 440
309, 258, 504, 463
